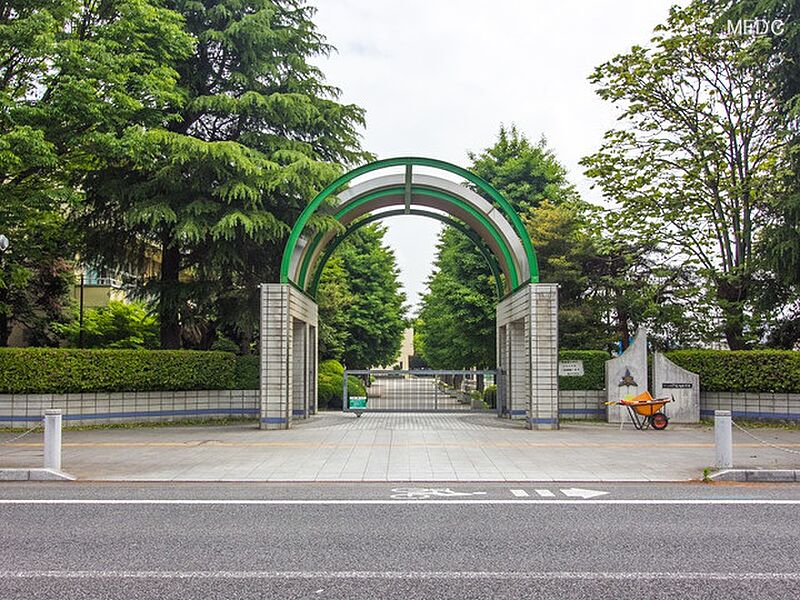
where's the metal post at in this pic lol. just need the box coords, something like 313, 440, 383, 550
715, 410, 733, 469
43, 409, 62, 471
78, 272, 85, 349
342, 369, 348, 412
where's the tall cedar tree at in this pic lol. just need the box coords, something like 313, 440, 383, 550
80, 0, 368, 350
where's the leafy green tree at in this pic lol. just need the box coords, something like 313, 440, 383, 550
316, 255, 352, 361
79, 0, 369, 350
0, 213, 74, 346
721, 1, 800, 347
0, 0, 193, 346
469, 126, 579, 212
417, 127, 602, 366
582, 2, 788, 349
522, 200, 606, 349
55, 301, 158, 349
416, 228, 497, 368
320, 224, 406, 369
584, 237, 712, 351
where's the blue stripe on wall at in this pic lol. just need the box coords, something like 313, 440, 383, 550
260, 417, 288, 424
528, 417, 559, 425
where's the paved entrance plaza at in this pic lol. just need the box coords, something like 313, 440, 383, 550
3, 413, 799, 481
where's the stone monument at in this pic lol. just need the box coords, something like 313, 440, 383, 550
653, 352, 700, 423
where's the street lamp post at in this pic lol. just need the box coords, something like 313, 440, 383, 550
78, 266, 85, 349
0, 234, 9, 347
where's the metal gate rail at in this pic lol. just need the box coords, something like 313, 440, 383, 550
343, 369, 498, 414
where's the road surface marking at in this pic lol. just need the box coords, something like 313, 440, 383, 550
389, 488, 487, 499
560, 488, 610, 499
1, 570, 799, 581
2, 499, 800, 505
510, 489, 529, 497
534, 489, 555, 497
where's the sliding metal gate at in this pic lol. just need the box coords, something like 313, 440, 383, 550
343, 369, 498, 413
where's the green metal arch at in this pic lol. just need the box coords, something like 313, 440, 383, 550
309, 208, 505, 299
280, 157, 539, 291
297, 185, 520, 293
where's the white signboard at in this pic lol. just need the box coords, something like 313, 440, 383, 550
558, 360, 584, 377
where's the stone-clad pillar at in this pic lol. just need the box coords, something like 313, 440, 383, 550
260, 283, 319, 430
260, 284, 291, 429
496, 283, 560, 429
528, 284, 559, 430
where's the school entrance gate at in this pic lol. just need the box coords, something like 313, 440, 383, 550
343, 369, 498, 413
259, 158, 559, 430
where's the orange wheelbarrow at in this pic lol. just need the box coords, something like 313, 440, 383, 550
606, 391, 673, 430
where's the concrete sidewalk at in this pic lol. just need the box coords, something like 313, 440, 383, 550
2, 413, 799, 482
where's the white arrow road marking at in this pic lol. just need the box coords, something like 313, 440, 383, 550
560, 488, 609, 499
510, 490, 529, 497
534, 489, 556, 498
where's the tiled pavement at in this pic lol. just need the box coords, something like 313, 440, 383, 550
2, 412, 799, 482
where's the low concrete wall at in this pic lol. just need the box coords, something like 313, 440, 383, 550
558, 390, 800, 423
0, 390, 259, 428
700, 391, 800, 422
558, 390, 607, 420
2, 389, 798, 428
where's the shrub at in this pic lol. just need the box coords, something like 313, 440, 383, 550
54, 301, 159, 349
558, 350, 607, 390
666, 350, 800, 393
211, 337, 241, 354
234, 355, 259, 389
317, 359, 366, 409
0, 348, 237, 393
483, 384, 497, 408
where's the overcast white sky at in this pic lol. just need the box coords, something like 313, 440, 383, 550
312, 0, 680, 312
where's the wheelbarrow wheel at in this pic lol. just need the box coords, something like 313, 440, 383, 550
651, 412, 669, 430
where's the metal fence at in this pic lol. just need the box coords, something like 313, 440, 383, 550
343, 369, 497, 413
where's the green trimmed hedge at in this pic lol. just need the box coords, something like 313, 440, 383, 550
666, 350, 800, 393
558, 350, 607, 390
0, 348, 242, 393
318, 359, 366, 410
483, 384, 497, 408
234, 355, 260, 389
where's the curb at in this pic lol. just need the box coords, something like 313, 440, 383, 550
708, 469, 799, 482
0, 468, 75, 482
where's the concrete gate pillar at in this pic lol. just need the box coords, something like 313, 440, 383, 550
496, 283, 559, 430
259, 283, 318, 430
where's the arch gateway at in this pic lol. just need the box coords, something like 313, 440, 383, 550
259, 158, 559, 430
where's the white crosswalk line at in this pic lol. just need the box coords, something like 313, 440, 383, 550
534, 489, 556, 497
510, 489, 529, 497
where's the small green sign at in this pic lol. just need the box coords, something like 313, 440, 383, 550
348, 396, 367, 409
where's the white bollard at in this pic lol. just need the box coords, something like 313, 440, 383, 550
43, 409, 62, 471
714, 409, 733, 469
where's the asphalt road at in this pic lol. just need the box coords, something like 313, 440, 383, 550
2, 482, 800, 599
